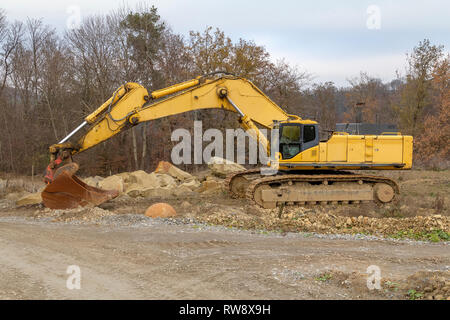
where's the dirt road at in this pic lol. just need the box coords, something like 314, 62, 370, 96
0, 216, 448, 300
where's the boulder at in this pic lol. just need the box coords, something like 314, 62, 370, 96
128, 170, 160, 189
125, 184, 146, 198
82, 176, 103, 188
98, 175, 124, 193
125, 183, 173, 198
156, 174, 177, 188
180, 179, 201, 191
207, 156, 246, 178
115, 172, 132, 183
180, 201, 191, 209
154, 161, 193, 181
145, 203, 177, 218
111, 193, 132, 202
16, 192, 42, 206
141, 187, 174, 198
173, 185, 194, 197
198, 180, 223, 194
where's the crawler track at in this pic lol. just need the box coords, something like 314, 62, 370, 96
225, 168, 262, 198
227, 169, 399, 208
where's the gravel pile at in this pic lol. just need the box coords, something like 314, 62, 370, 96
32, 206, 114, 222
403, 271, 450, 300
194, 205, 450, 240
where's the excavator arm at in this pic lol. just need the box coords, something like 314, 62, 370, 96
43, 74, 291, 208
51, 75, 291, 158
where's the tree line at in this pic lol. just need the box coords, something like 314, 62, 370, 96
0, 5, 448, 176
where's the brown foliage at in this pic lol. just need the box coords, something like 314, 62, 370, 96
0, 5, 448, 176
415, 57, 450, 165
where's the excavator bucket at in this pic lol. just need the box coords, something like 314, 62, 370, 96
41, 163, 119, 209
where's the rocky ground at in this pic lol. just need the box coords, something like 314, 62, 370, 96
0, 160, 448, 299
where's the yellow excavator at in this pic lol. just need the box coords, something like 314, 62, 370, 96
42, 73, 413, 209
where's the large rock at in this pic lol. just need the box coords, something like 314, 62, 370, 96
82, 176, 103, 188
198, 180, 223, 194
180, 179, 201, 191
145, 203, 177, 218
125, 184, 147, 198
207, 156, 246, 178
173, 185, 194, 197
126, 185, 174, 198
154, 161, 193, 181
16, 192, 42, 206
156, 174, 177, 188
141, 187, 174, 198
98, 175, 124, 193
128, 170, 160, 189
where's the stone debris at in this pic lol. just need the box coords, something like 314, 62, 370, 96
404, 271, 450, 300
173, 185, 194, 197
127, 171, 160, 189
35, 206, 115, 222
154, 161, 193, 181
75, 163, 203, 200
198, 179, 224, 194
207, 156, 246, 178
15, 192, 42, 206
194, 205, 450, 240
141, 187, 174, 198
82, 176, 103, 188
155, 174, 177, 188
180, 201, 191, 209
4, 161, 228, 207
82, 161, 225, 198
97, 175, 124, 193
179, 179, 201, 191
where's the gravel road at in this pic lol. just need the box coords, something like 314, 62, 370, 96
0, 215, 448, 300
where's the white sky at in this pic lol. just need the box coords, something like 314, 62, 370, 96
2, 0, 449, 86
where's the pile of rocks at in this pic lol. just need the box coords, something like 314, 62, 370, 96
81, 159, 238, 199
404, 271, 450, 300
10, 157, 246, 207
32, 206, 114, 222
197, 205, 450, 240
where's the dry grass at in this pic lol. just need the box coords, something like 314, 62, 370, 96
0, 174, 45, 197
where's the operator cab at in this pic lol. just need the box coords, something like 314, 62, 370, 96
279, 123, 319, 159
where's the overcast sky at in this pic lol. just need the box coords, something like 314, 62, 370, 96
2, 0, 449, 86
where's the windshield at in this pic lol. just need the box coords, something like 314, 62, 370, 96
280, 125, 300, 143
280, 125, 301, 159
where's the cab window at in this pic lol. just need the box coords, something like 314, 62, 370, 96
280, 125, 300, 143
303, 125, 316, 143
280, 125, 301, 159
